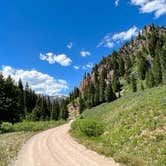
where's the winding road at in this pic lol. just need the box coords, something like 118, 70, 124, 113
14, 122, 119, 166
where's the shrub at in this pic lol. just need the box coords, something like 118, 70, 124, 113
71, 119, 105, 137
0, 122, 13, 133
0, 120, 65, 133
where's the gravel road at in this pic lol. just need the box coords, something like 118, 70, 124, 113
14, 122, 119, 166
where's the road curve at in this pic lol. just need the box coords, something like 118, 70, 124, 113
14, 122, 119, 166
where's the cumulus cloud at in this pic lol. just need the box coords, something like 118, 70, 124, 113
130, 0, 166, 18
80, 50, 91, 57
115, 0, 119, 6
1, 65, 68, 96
40, 52, 72, 66
98, 26, 139, 48
67, 42, 73, 49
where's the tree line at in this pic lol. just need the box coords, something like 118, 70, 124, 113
0, 74, 69, 123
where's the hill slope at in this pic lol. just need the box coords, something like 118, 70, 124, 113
71, 85, 166, 166
68, 24, 166, 115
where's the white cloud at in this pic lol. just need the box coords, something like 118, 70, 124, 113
130, 0, 166, 18
73, 63, 93, 70
97, 34, 114, 48
115, 0, 119, 6
82, 63, 94, 70
1, 65, 68, 96
98, 26, 139, 48
86, 63, 93, 69
80, 50, 91, 57
67, 42, 73, 49
73, 65, 80, 70
112, 26, 139, 41
40, 52, 72, 66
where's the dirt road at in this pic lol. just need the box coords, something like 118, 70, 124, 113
14, 122, 119, 166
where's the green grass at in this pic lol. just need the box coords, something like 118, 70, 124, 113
0, 120, 65, 166
71, 85, 166, 166
0, 120, 65, 133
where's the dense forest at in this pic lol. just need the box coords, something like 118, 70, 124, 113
0, 74, 69, 123
69, 24, 166, 113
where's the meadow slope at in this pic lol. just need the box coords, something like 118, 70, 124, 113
71, 85, 166, 166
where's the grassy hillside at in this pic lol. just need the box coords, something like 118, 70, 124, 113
71, 85, 166, 166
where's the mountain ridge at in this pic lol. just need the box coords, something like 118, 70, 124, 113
68, 24, 166, 115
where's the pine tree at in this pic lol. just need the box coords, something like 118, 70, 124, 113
93, 64, 99, 82
17, 79, 25, 120
160, 49, 166, 83
118, 56, 125, 76
112, 73, 120, 93
111, 51, 119, 72
153, 55, 162, 85
99, 69, 106, 103
125, 55, 132, 74
137, 54, 148, 80
148, 28, 158, 57
131, 74, 137, 92
79, 96, 85, 114
145, 70, 155, 88
4, 75, 20, 122
31, 106, 40, 121
60, 99, 69, 120
24, 82, 30, 114
105, 81, 117, 102
94, 82, 100, 106
0, 73, 6, 122
54, 99, 60, 120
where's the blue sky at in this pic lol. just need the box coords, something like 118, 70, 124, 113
0, 0, 166, 96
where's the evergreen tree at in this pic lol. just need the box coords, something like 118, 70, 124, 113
60, 99, 69, 120
125, 55, 132, 73
51, 99, 60, 120
160, 49, 166, 83
137, 54, 148, 80
99, 69, 106, 103
105, 81, 117, 102
118, 56, 125, 76
94, 82, 100, 106
153, 54, 162, 85
24, 82, 30, 114
17, 79, 25, 120
4, 75, 20, 122
131, 74, 137, 92
31, 106, 40, 121
79, 96, 85, 114
148, 28, 158, 57
112, 73, 120, 93
93, 64, 99, 82
145, 70, 155, 88
0, 73, 6, 122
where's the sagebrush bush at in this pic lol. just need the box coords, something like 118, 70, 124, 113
71, 119, 105, 137
0, 122, 13, 133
